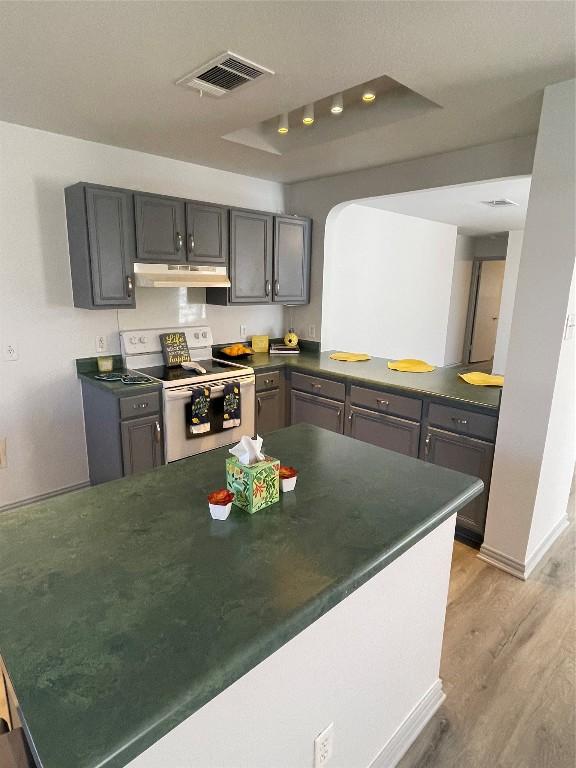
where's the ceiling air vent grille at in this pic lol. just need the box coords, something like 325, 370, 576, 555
481, 199, 518, 207
176, 52, 274, 97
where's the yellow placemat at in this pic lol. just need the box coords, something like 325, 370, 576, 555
459, 371, 504, 387
330, 352, 371, 362
388, 359, 435, 373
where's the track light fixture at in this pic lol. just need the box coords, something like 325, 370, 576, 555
302, 104, 315, 125
362, 90, 376, 103
277, 113, 289, 134
330, 93, 343, 114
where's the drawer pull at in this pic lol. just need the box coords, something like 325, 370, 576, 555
425, 433, 431, 457
376, 399, 389, 407
257, 397, 262, 414
348, 412, 354, 422
265, 379, 272, 385
452, 417, 468, 425
134, 402, 149, 409
312, 383, 322, 390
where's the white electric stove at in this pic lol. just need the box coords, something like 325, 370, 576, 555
121, 326, 255, 462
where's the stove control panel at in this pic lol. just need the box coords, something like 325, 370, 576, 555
121, 326, 214, 356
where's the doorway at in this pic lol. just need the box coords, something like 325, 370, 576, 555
465, 259, 506, 364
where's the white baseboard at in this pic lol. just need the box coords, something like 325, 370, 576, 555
0, 481, 90, 514
369, 679, 445, 768
478, 515, 569, 580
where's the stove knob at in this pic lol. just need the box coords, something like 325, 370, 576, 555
129, 336, 138, 345
139, 336, 147, 344
194, 332, 200, 339
202, 331, 207, 338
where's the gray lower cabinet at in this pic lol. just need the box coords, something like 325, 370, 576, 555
256, 389, 284, 434
134, 193, 186, 263
346, 405, 420, 458
273, 216, 311, 304
290, 390, 344, 434
65, 184, 135, 309
423, 426, 495, 542
81, 381, 164, 485
186, 202, 228, 265
121, 415, 163, 476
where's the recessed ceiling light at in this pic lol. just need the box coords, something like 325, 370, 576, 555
303, 104, 315, 125
481, 199, 518, 207
331, 93, 344, 114
277, 113, 289, 134
362, 90, 376, 103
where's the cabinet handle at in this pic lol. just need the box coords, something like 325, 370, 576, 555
175, 232, 183, 251
265, 280, 271, 297
133, 402, 149, 409
126, 275, 133, 298
312, 383, 322, 390
274, 280, 280, 295
348, 412, 354, 422
376, 398, 389, 407
265, 379, 272, 385
425, 433, 431, 457
154, 420, 161, 443
188, 233, 195, 255
337, 409, 342, 418
257, 397, 262, 414
452, 417, 468, 425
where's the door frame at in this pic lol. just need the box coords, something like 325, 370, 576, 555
462, 257, 505, 364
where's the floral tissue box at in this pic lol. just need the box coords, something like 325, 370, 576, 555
225, 455, 280, 514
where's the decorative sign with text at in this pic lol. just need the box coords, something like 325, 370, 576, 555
159, 332, 191, 367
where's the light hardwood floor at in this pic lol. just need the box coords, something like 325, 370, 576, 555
399, 507, 575, 768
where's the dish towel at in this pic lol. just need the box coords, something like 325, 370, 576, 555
185, 386, 211, 437
223, 380, 241, 428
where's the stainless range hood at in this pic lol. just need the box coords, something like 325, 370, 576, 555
134, 263, 231, 288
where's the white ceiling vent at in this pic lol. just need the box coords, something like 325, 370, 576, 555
481, 198, 519, 207
176, 52, 274, 97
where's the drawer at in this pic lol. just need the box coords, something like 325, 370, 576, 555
256, 370, 282, 392
350, 385, 421, 422
428, 403, 497, 441
291, 372, 345, 402
119, 391, 160, 419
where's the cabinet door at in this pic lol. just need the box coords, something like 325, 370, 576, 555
256, 389, 284, 434
290, 390, 344, 434
273, 216, 311, 304
85, 186, 135, 307
121, 415, 163, 476
229, 210, 273, 303
186, 203, 228, 265
346, 406, 420, 457
424, 427, 494, 541
134, 194, 186, 263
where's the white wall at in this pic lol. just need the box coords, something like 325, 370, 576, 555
285, 135, 536, 342
127, 518, 455, 768
0, 121, 284, 508
481, 80, 575, 577
444, 235, 474, 365
321, 205, 457, 366
492, 230, 524, 375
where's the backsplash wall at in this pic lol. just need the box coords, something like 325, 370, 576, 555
0, 121, 284, 508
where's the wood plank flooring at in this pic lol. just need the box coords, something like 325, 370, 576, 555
399, 502, 575, 768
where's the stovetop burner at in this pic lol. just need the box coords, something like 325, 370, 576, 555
137, 359, 245, 383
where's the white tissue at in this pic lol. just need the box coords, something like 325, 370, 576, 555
229, 435, 265, 466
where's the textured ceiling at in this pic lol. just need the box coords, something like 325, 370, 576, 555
359, 177, 532, 235
0, 1, 574, 183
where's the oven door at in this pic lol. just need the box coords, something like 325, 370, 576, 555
163, 376, 255, 462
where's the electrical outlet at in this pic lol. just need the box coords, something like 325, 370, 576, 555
240, 324, 247, 338
308, 325, 316, 339
314, 722, 334, 767
95, 335, 107, 354
0, 438, 6, 469
3, 342, 19, 361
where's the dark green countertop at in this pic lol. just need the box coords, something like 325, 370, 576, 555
78, 370, 161, 397
0, 426, 482, 768
247, 351, 501, 410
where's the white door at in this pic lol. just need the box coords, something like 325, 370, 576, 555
470, 260, 506, 363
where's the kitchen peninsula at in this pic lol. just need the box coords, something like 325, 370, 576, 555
0, 425, 482, 768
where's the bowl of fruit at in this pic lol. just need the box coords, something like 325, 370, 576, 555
218, 343, 255, 360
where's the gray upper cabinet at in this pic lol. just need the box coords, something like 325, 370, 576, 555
290, 390, 344, 434
229, 209, 273, 304
65, 184, 135, 309
346, 405, 420, 458
273, 216, 311, 304
423, 426, 495, 541
134, 193, 186, 263
186, 203, 228, 265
